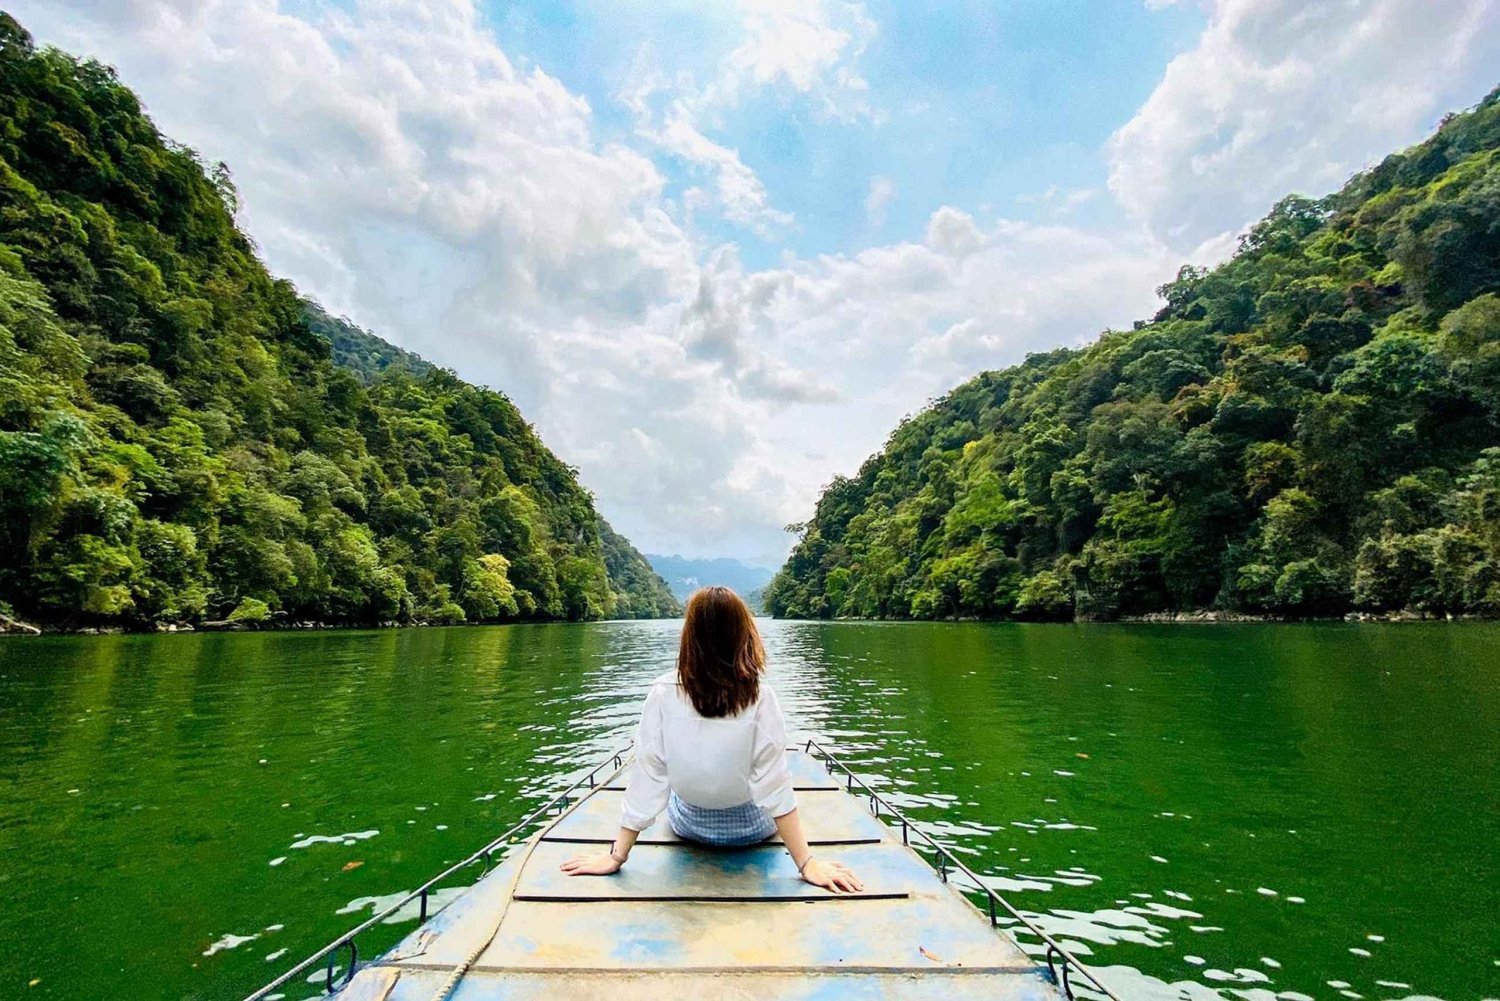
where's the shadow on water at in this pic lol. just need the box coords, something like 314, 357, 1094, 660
0, 620, 1496, 999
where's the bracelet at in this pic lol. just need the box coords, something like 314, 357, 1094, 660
796, 854, 814, 874
609, 846, 627, 865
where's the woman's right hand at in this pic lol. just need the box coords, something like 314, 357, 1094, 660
800, 857, 864, 893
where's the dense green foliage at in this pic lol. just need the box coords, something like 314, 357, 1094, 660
769, 88, 1500, 621
0, 18, 678, 628
303, 299, 432, 385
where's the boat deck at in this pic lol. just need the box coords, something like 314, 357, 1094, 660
330, 751, 1063, 1000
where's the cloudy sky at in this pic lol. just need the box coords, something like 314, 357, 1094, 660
15, 0, 1499, 567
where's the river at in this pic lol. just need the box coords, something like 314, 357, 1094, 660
0, 620, 1496, 1000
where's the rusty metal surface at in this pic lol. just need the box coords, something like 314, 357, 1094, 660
514, 841, 911, 900
475, 897, 1033, 970
335, 750, 1063, 1000
542, 788, 887, 845
361, 967, 1062, 1001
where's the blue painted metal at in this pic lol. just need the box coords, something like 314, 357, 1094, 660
515, 840, 913, 900
241, 742, 635, 1001
801, 738, 1121, 1001
542, 788, 886, 845
250, 741, 1114, 1001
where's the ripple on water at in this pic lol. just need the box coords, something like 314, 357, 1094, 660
5, 617, 1489, 1001
336, 886, 467, 924
288, 829, 379, 850
202, 932, 258, 957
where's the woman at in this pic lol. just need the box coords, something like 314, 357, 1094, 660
560, 586, 863, 894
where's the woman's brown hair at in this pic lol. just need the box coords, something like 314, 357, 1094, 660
677, 586, 765, 718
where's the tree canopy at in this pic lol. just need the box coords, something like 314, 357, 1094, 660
767, 86, 1500, 621
0, 16, 678, 628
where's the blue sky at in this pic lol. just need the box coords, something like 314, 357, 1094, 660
487, 1, 1206, 266
17, 0, 1500, 565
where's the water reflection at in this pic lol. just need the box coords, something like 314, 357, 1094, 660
0, 619, 1496, 1000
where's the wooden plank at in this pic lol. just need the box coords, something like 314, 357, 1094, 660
541, 789, 886, 845
512, 841, 913, 901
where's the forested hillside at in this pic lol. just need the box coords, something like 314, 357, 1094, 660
768, 87, 1500, 621
302, 300, 432, 386
0, 17, 678, 629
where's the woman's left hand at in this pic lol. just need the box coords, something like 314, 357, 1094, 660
559, 851, 623, 876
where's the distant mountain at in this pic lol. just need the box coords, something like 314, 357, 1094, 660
646, 555, 775, 608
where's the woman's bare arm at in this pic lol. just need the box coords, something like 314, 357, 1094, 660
560, 826, 639, 876
773, 808, 863, 893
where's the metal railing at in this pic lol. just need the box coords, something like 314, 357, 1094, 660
803, 737, 1120, 1001
241, 743, 632, 1001
245, 737, 1116, 1001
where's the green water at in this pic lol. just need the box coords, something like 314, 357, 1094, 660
1, 621, 1496, 1000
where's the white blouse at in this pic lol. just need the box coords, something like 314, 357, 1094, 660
619, 670, 797, 832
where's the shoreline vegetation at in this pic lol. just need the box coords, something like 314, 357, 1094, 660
0, 19, 680, 634
767, 87, 1500, 625
3, 607, 1488, 638
0, 611, 677, 636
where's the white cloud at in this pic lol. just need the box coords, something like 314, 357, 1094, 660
648, 103, 794, 236
1109, 0, 1500, 253
770, 212, 1174, 392
711, 0, 877, 120
864, 175, 895, 227
17, 0, 1495, 567
617, 0, 876, 238
12, 0, 888, 563
924, 206, 984, 259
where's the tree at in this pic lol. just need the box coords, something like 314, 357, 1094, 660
0, 20, 679, 628
769, 88, 1500, 622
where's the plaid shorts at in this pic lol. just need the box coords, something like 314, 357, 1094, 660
667, 791, 777, 847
